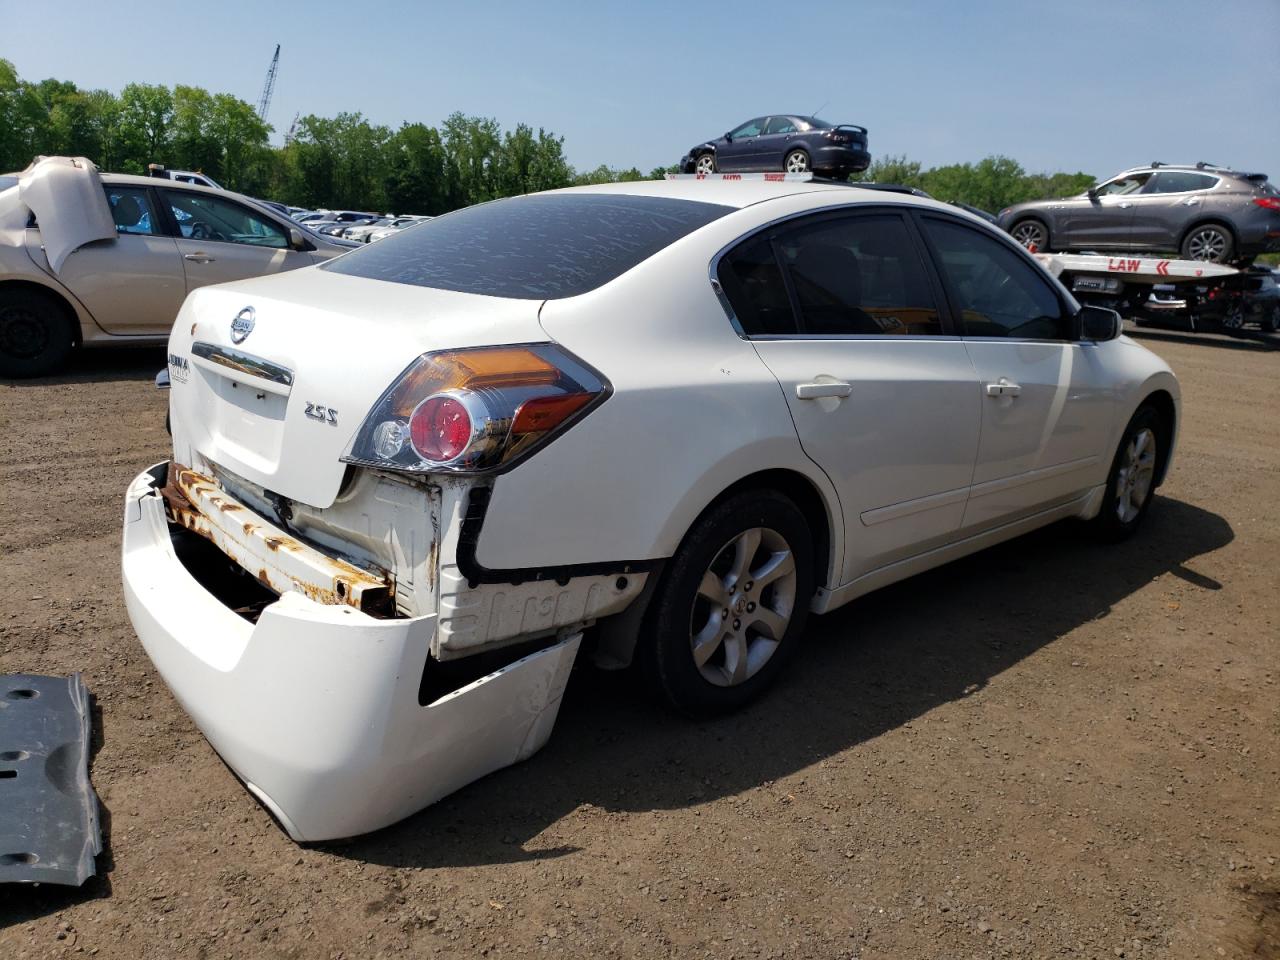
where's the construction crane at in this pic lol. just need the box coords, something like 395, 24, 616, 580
256, 44, 280, 121
284, 112, 300, 145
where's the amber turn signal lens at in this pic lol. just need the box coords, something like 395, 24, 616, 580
511, 392, 593, 436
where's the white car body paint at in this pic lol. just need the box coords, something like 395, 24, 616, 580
126, 178, 1180, 840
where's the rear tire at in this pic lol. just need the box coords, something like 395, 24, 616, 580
1180, 223, 1234, 263
1261, 305, 1280, 333
645, 490, 814, 717
1091, 405, 1164, 542
784, 150, 810, 174
0, 287, 75, 378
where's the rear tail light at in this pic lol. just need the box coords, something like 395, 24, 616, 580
344, 344, 609, 475
1253, 197, 1280, 212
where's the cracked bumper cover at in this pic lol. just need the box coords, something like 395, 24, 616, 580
121, 464, 580, 842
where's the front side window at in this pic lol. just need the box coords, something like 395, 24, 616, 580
105, 187, 159, 236
922, 218, 1069, 340
717, 212, 943, 337
730, 118, 765, 138
1095, 172, 1152, 196
325, 194, 732, 299
162, 190, 288, 248
775, 214, 942, 336
1146, 172, 1219, 194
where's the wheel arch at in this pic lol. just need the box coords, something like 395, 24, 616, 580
1178, 218, 1237, 253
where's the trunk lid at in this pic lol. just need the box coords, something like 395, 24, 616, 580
167, 266, 547, 508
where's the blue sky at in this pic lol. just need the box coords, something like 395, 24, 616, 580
4, 0, 1277, 179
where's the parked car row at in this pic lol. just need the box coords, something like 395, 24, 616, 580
0, 157, 357, 376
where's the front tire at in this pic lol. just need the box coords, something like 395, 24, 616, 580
695, 153, 716, 175
1010, 218, 1050, 253
646, 490, 814, 717
784, 150, 810, 174
1092, 405, 1164, 541
0, 287, 75, 378
1180, 223, 1234, 263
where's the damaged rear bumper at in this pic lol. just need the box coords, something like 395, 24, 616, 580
121, 463, 579, 842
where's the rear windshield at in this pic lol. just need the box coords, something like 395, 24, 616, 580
322, 193, 733, 299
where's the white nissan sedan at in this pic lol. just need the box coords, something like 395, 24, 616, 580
123, 175, 1179, 841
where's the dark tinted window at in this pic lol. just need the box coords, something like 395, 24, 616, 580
776, 214, 941, 335
717, 235, 796, 335
1146, 172, 1218, 194
764, 117, 797, 135
325, 194, 732, 299
923, 218, 1069, 340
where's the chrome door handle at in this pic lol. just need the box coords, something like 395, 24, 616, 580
1117, 202, 1133, 209
796, 381, 852, 400
985, 379, 1022, 398
184, 253, 215, 263
1181, 197, 1200, 206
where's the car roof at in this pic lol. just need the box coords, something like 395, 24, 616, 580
545, 178, 946, 212
1114, 163, 1241, 177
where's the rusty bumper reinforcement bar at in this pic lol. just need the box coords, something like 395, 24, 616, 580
160, 465, 392, 613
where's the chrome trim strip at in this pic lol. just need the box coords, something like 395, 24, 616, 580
190, 341, 294, 389
967, 455, 1099, 499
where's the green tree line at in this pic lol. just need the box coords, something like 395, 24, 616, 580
2, 59, 1095, 215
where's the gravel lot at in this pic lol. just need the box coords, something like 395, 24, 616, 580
1, 329, 1277, 959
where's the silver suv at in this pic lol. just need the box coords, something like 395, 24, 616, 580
997, 163, 1280, 264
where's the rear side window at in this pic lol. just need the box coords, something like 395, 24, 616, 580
922, 218, 1069, 340
1147, 172, 1218, 194
324, 194, 732, 299
717, 235, 796, 335
106, 187, 160, 236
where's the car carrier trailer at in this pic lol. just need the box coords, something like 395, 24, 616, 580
1035, 252, 1279, 334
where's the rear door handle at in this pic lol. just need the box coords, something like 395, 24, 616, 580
1116, 202, 1133, 209
184, 252, 215, 263
796, 381, 852, 400
985, 379, 1022, 398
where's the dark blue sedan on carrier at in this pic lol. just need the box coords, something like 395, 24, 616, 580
679, 115, 870, 178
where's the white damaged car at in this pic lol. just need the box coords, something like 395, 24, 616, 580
123, 176, 1180, 841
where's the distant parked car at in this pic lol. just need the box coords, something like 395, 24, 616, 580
365, 215, 432, 242
341, 218, 394, 242
997, 163, 1280, 264
0, 156, 356, 376
679, 115, 870, 178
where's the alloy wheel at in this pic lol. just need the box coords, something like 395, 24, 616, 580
1185, 227, 1228, 262
688, 527, 797, 687
1011, 221, 1047, 252
695, 154, 715, 175
785, 151, 810, 174
1115, 427, 1157, 524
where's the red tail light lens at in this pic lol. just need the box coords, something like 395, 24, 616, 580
344, 344, 609, 474
409, 394, 474, 462
1254, 197, 1280, 211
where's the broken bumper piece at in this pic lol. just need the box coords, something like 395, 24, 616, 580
0, 673, 101, 886
121, 464, 580, 842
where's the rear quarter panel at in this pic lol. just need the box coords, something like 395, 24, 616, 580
472, 206, 845, 578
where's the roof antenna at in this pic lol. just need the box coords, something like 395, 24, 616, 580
810, 100, 829, 120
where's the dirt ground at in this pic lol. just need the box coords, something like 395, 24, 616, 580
1, 328, 1277, 959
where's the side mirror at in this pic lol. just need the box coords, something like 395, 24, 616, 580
1078, 304, 1122, 342
288, 226, 307, 251
1086, 186, 1099, 200
723, 132, 733, 142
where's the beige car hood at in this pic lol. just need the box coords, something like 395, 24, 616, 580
16, 156, 116, 273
